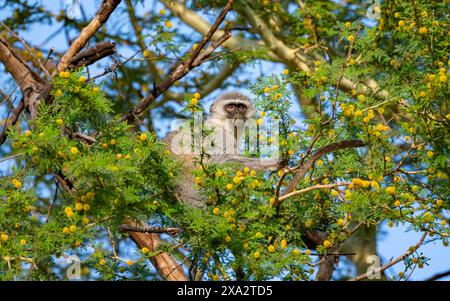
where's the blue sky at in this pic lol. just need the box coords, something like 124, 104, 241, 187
0, 0, 448, 281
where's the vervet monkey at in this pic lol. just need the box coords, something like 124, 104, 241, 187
166, 91, 278, 207
165, 92, 376, 278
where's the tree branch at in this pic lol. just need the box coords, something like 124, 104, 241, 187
161, 0, 282, 62
121, 0, 234, 122
57, 0, 121, 72
281, 140, 365, 200
349, 232, 428, 281
69, 41, 116, 69
424, 269, 450, 281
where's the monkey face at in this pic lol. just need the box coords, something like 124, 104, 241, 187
224, 102, 248, 120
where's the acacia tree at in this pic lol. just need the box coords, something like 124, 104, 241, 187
0, 0, 448, 281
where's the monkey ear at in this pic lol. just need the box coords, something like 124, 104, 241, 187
209, 102, 216, 114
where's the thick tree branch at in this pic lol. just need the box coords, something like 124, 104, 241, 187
0, 37, 45, 143
123, 218, 187, 281
70, 41, 116, 69
57, 0, 121, 72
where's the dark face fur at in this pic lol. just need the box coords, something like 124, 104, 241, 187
224, 102, 248, 120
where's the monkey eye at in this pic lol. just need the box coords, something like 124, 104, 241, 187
237, 104, 247, 111
225, 103, 236, 112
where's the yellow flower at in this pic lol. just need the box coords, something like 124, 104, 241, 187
305, 249, 311, 255
226, 183, 233, 190
264, 87, 270, 93
394, 12, 401, 18
194, 92, 201, 99
213, 207, 219, 215
165, 21, 172, 29
256, 118, 263, 126
316, 159, 324, 166
386, 186, 396, 195
110, 139, 116, 145
347, 35, 355, 43
253, 252, 260, 259
13, 180, 22, 189
271, 85, 278, 90
212, 275, 220, 281
75, 203, 83, 211
274, 93, 282, 100
69, 225, 77, 233
436, 199, 443, 207
24, 130, 32, 138
267, 245, 275, 253
255, 232, 264, 239
426, 151, 433, 158
345, 189, 352, 199
250, 170, 257, 177
357, 94, 365, 101
288, 150, 295, 156
99, 259, 106, 265
83, 204, 90, 211
66, 208, 73, 218
1, 233, 8, 241
70, 147, 79, 155
398, 20, 406, 27
127, 260, 134, 266
190, 98, 198, 105
141, 247, 149, 255
345, 21, 351, 28
139, 133, 147, 141
385, 156, 391, 163
281, 239, 287, 249
233, 176, 242, 185
159, 9, 166, 15
323, 240, 331, 248
419, 27, 428, 34
282, 69, 289, 75
56, 118, 64, 126
192, 44, 198, 50
292, 249, 300, 255
225, 235, 232, 243
59, 71, 70, 78
331, 190, 339, 197
394, 200, 401, 207
79, 76, 86, 83
337, 218, 345, 226
19, 239, 27, 246
55, 89, 63, 97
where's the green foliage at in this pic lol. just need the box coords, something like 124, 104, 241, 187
0, 0, 448, 281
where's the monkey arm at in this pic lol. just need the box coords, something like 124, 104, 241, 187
209, 154, 280, 171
